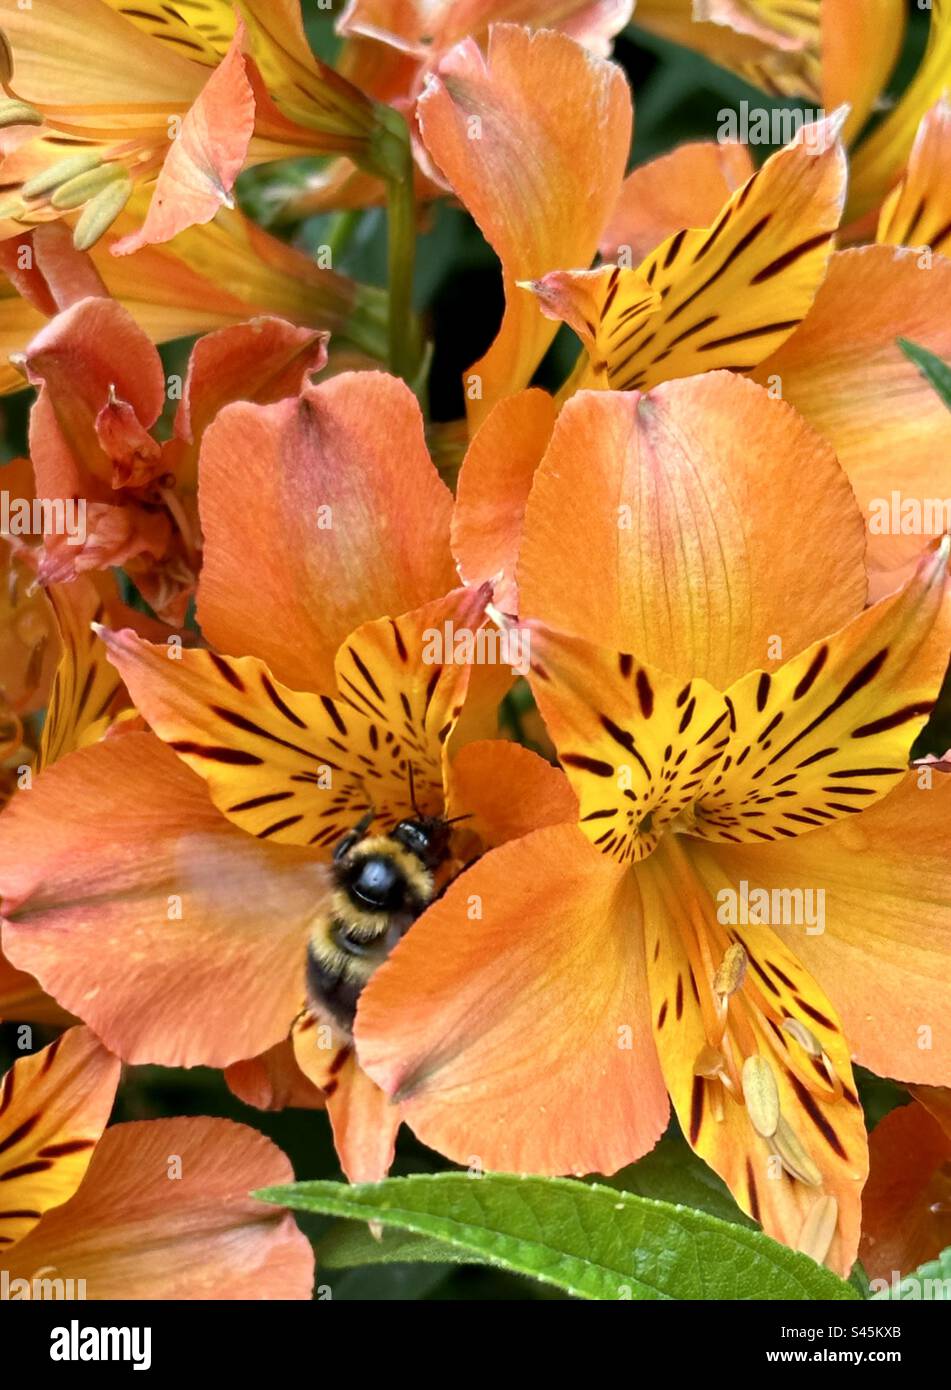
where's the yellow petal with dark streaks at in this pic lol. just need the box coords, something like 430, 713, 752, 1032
689, 540, 951, 846
525, 622, 730, 864
95, 587, 488, 849
848, 0, 951, 221
0, 1027, 119, 1250
530, 112, 846, 394
38, 579, 126, 771
877, 98, 951, 256
100, 0, 227, 65
638, 841, 867, 1276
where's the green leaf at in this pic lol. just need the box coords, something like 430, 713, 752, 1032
870, 1246, 951, 1300
602, 1132, 755, 1228
898, 338, 951, 411
258, 1172, 858, 1301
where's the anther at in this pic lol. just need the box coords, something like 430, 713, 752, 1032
73, 174, 133, 250
773, 1115, 822, 1186
0, 98, 42, 129
742, 1053, 780, 1139
22, 153, 102, 201
714, 942, 747, 998
797, 1194, 838, 1264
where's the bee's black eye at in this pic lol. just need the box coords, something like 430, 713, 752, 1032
349, 855, 404, 910
392, 820, 430, 858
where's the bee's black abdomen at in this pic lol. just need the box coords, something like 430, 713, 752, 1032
306, 938, 364, 1032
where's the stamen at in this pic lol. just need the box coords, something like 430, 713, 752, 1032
73, 174, 133, 250
797, 1194, 838, 1264
782, 1016, 822, 1056
772, 1115, 822, 1186
0, 98, 42, 129
714, 942, 747, 997
742, 1053, 780, 1138
22, 152, 101, 200
51, 161, 125, 211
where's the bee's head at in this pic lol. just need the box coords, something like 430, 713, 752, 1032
391, 816, 453, 870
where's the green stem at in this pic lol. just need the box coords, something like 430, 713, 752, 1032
372, 108, 420, 383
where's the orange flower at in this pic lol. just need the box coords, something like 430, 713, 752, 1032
0, 1026, 314, 1299
0, 370, 572, 1180
0, 208, 388, 397
350, 375, 951, 1274
0, 0, 390, 253
18, 297, 328, 621
420, 30, 951, 599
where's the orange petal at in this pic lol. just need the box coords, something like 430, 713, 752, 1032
450, 388, 555, 616
537, 114, 846, 394
0, 733, 326, 1067
859, 1099, 951, 1283
519, 375, 868, 686
700, 770, 951, 1086
418, 24, 631, 427
0, 949, 74, 1026
356, 823, 669, 1175
197, 373, 455, 691
110, 24, 255, 255
0, 1026, 119, 1249
447, 738, 576, 848
2, 1116, 314, 1299
633, 0, 822, 100
847, 0, 951, 220
599, 140, 754, 267
821, 0, 906, 147
293, 1018, 400, 1182
753, 246, 951, 586
638, 842, 866, 1276
97, 586, 488, 848
877, 99, 951, 256
38, 577, 127, 768
224, 1038, 325, 1112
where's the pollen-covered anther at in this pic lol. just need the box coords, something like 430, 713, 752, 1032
796, 1194, 839, 1264
51, 161, 127, 211
741, 1053, 780, 1139
713, 942, 747, 1001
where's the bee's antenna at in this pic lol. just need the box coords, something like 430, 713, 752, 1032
445, 812, 473, 825
407, 760, 422, 818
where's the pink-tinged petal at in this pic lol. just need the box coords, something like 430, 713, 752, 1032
418, 24, 631, 427
23, 297, 165, 499
447, 738, 576, 847
451, 388, 555, 616
175, 317, 329, 455
600, 140, 754, 266
697, 772, 951, 1086
0, 1026, 119, 1249
225, 1039, 325, 1113
2, 1117, 314, 1299
518, 375, 869, 687
357, 823, 669, 1175
111, 26, 256, 256
753, 247, 951, 585
860, 1099, 951, 1282
197, 372, 455, 691
0, 734, 327, 1068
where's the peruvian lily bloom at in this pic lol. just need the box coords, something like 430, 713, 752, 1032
0, 0, 396, 253
0, 369, 574, 1181
859, 1087, 951, 1287
349, 374, 951, 1275
18, 296, 330, 622
279, 0, 633, 218
0, 1026, 314, 1298
423, 31, 951, 603
633, 0, 823, 101
0, 206, 389, 397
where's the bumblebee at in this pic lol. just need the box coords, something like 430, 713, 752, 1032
306, 805, 464, 1033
